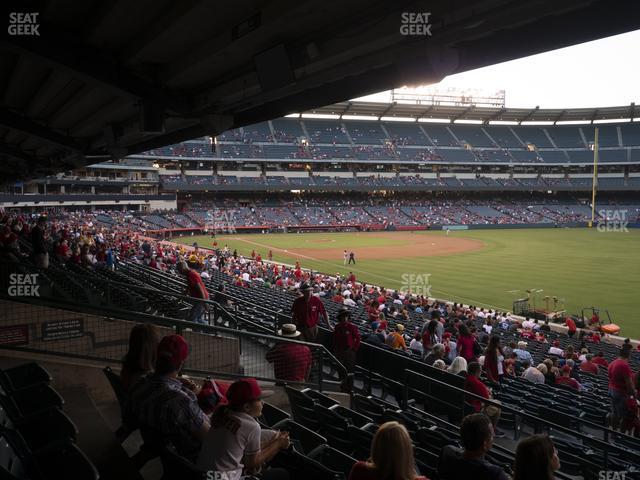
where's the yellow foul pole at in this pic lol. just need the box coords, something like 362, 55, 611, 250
590, 127, 599, 227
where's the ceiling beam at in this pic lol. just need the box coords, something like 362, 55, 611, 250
451, 105, 476, 122
0, 141, 38, 166
553, 109, 567, 125
484, 107, 507, 124
0, 33, 192, 115
377, 102, 396, 120
518, 106, 540, 124
0, 108, 85, 151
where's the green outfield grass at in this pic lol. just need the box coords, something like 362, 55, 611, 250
174, 229, 640, 338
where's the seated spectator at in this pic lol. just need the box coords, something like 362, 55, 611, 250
365, 322, 386, 345
555, 365, 581, 390
424, 343, 448, 366
513, 341, 533, 364
548, 340, 564, 357
348, 421, 426, 480
126, 335, 210, 460
513, 435, 560, 480
464, 362, 502, 432
592, 351, 609, 369
433, 359, 447, 371
447, 356, 468, 376
120, 323, 159, 391
386, 324, 408, 351
522, 362, 546, 384
438, 413, 509, 480
197, 378, 290, 479
266, 324, 312, 382
542, 359, 557, 386
409, 331, 424, 356
580, 354, 600, 375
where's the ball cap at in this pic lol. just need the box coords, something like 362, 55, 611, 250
227, 378, 274, 406
157, 334, 189, 369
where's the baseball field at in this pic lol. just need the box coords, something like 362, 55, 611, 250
174, 228, 640, 338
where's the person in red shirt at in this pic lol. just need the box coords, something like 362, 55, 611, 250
347, 272, 356, 284
291, 283, 330, 342
348, 421, 427, 480
556, 365, 581, 390
266, 324, 312, 382
580, 354, 600, 375
565, 316, 577, 337
178, 261, 209, 324
333, 308, 361, 391
608, 344, 635, 430
592, 351, 609, 369
464, 362, 501, 430
456, 324, 477, 363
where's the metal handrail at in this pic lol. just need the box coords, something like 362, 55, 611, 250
404, 369, 640, 472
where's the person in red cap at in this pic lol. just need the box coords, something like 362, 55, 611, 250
126, 334, 210, 460
197, 378, 290, 479
291, 282, 330, 342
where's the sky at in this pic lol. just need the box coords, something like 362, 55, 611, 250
355, 30, 640, 109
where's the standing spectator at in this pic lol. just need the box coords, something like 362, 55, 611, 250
464, 362, 502, 432
333, 308, 360, 391
291, 283, 330, 342
438, 413, 509, 480
126, 335, 210, 460
484, 336, 504, 384
120, 324, 160, 391
197, 378, 290, 480
456, 324, 477, 363
31, 216, 49, 269
178, 261, 210, 324
266, 324, 312, 382
608, 344, 636, 430
565, 316, 577, 338
513, 435, 560, 480
348, 421, 426, 480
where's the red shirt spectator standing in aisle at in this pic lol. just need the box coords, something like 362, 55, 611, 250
291, 283, 330, 342
566, 316, 577, 337
608, 344, 635, 430
333, 308, 361, 391
266, 324, 312, 382
178, 261, 209, 324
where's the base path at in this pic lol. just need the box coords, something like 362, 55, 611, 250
230, 232, 484, 260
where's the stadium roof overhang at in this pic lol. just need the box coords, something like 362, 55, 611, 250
1, 0, 639, 181
301, 102, 640, 124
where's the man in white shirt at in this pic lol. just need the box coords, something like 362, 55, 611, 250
522, 317, 535, 330
548, 340, 564, 357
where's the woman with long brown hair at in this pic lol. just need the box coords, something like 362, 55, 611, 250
348, 421, 427, 480
120, 323, 159, 391
483, 335, 504, 384
513, 435, 560, 480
